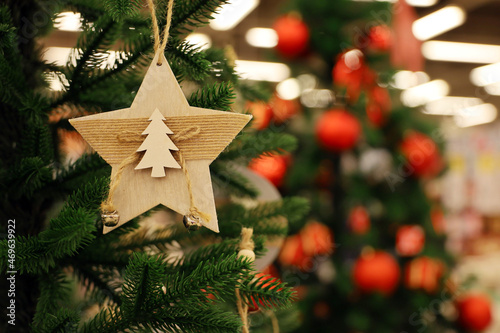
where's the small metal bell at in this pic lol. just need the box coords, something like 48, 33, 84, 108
102, 210, 120, 227
183, 214, 202, 231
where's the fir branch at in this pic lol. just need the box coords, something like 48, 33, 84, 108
32, 308, 80, 333
65, 176, 109, 214
71, 17, 117, 84
0, 235, 56, 274
40, 208, 97, 258
114, 226, 184, 252
150, 307, 242, 333
220, 131, 299, 162
188, 82, 235, 111
80, 305, 128, 333
164, 254, 253, 303
121, 253, 165, 318
103, 0, 141, 22
7, 157, 53, 199
167, 40, 211, 82
217, 198, 309, 238
210, 161, 259, 198
73, 264, 122, 305
54, 154, 110, 193
20, 122, 54, 163
239, 274, 296, 310
32, 270, 72, 327
170, 0, 229, 36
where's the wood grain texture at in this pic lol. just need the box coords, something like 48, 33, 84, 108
69, 52, 252, 234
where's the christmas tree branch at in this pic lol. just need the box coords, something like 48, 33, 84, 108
188, 82, 235, 111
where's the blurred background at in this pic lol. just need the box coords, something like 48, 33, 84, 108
42, 0, 500, 331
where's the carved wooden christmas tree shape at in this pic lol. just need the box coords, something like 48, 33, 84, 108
70, 52, 252, 233
135, 108, 181, 177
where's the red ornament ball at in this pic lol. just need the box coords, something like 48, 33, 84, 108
273, 15, 309, 58
249, 154, 288, 187
431, 207, 446, 235
279, 234, 311, 270
301, 221, 334, 257
332, 49, 365, 102
348, 206, 371, 235
457, 294, 493, 331
366, 85, 391, 127
270, 94, 300, 123
395, 225, 425, 256
367, 25, 392, 52
316, 110, 361, 151
246, 101, 272, 130
404, 257, 444, 293
400, 132, 442, 178
353, 250, 400, 295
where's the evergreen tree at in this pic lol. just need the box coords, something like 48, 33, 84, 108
0, 1, 309, 332
265, 0, 465, 332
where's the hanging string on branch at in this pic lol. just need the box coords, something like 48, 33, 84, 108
235, 227, 256, 333
146, 0, 174, 65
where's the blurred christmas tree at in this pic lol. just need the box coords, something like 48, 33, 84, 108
246, 0, 494, 332
0, 0, 310, 332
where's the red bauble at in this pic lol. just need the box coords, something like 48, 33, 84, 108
400, 132, 442, 178
367, 25, 392, 52
348, 206, 371, 235
273, 15, 309, 58
396, 225, 425, 256
270, 94, 300, 123
332, 49, 365, 102
246, 101, 272, 130
301, 221, 334, 257
353, 251, 400, 294
366, 86, 391, 127
457, 294, 493, 331
279, 234, 311, 270
316, 110, 361, 151
431, 207, 446, 235
404, 257, 444, 293
249, 154, 288, 187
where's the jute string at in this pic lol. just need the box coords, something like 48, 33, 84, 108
146, 0, 174, 65
235, 228, 255, 333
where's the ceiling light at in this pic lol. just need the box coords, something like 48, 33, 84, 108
484, 82, 500, 95
470, 62, 500, 86
234, 60, 290, 82
422, 41, 500, 64
276, 78, 301, 100
405, 0, 438, 7
300, 89, 334, 108
210, 0, 259, 31
401, 79, 449, 107
422, 96, 483, 115
391, 71, 430, 90
245, 28, 278, 48
44, 47, 72, 66
54, 12, 82, 32
454, 104, 497, 127
412, 6, 466, 41
185, 33, 212, 50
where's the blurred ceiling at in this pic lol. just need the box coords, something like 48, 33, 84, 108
43, 0, 500, 122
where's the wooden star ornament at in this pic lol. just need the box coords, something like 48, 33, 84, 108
70, 52, 252, 233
